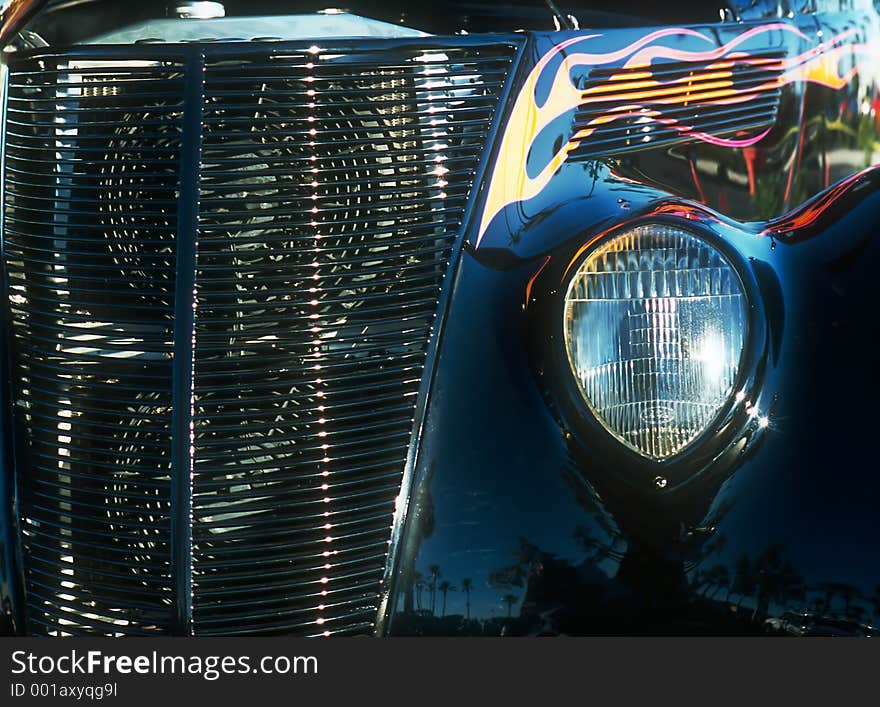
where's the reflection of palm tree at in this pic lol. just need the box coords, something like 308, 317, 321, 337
818, 584, 836, 615
438, 581, 456, 617
572, 525, 623, 563
461, 578, 473, 620
752, 545, 803, 621
732, 555, 755, 609
839, 584, 862, 620
414, 571, 426, 610
814, 582, 866, 621
428, 564, 441, 615
705, 565, 731, 600
846, 603, 866, 625
502, 594, 518, 618
488, 538, 535, 590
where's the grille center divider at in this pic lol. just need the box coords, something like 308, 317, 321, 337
1, 40, 518, 635
170, 48, 203, 636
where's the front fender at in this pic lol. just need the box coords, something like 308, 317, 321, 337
382, 163, 880, 636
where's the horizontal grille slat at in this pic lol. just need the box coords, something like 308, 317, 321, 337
200, 515, 394, 542
196, 589, 385, 617
23, 536, 170, 571
196, 540, 391, 571
26, 565, 171, 595
3, 39, 516, 635
198, 157, 480, 179
568, 51, 784, 160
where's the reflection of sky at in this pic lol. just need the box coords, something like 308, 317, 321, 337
414, 480, 621, 619
407, 260, 624, 621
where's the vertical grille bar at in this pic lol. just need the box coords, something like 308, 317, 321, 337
0, 63, 28, 633
170, 49, 205, 636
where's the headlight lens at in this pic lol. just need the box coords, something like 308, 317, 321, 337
563, 224, 747, 460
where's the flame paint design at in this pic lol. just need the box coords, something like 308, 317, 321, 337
477, 23, 875, 245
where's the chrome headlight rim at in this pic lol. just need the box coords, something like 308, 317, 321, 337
552, 217, 768, 488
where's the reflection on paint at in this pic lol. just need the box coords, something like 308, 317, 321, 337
761, 164, 880, 241
477, 24, 876, 245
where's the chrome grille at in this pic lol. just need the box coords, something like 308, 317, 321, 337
0, 40, 518, 635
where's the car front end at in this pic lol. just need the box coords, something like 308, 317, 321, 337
1, 0, 878, 636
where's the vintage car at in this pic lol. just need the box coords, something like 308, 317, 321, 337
0, 0, 878, 636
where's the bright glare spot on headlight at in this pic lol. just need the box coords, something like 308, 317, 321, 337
694, 333, 728, 385
563, 224, 747, 460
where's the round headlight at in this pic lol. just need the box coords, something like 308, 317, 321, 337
563, 224, 747, 461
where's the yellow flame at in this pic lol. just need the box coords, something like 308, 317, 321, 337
477, 37, 595, 243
